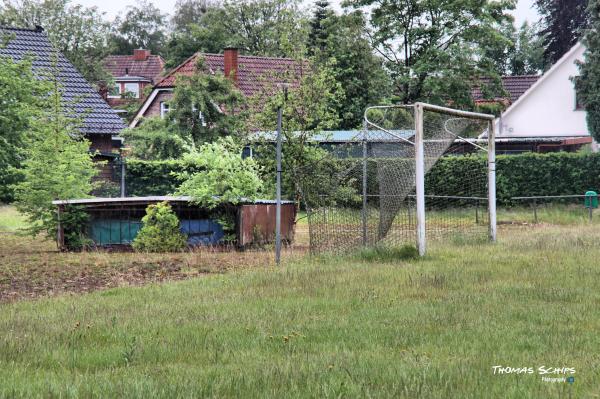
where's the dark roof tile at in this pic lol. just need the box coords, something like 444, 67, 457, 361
103, 54, 165, 84
472, 75, 540, 103
0, 26, 126, 135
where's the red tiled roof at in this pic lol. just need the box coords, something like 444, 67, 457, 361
104, 54, 165, 84
156, 53, 307, 97
472, 75, 540, 103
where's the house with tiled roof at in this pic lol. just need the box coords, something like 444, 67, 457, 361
0, 26, 126, 179
491, 42, 593, 153
130, 48, 306, 128
103, 49, 165, 112
472, 75, 540, 106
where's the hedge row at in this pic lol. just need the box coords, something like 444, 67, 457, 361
125, 152, 600, 205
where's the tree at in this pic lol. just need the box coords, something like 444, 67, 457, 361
0, 0, 111, 83
164, 0, 309, 68
0, 37, 49, 203
307, 4, 390, 128
13, 62, 98, 239
575, 0, 600, 141
168, 57, 246, 147
108, 0, 167, 55
120, 118, 188, 161
175, 137, 264, 208
344, 0, 515, 108
132, 202, 187, 252
483, 21, 545, 76
249, 62, 344, 200
536, 0, 589, 67
171, 0, 215, 33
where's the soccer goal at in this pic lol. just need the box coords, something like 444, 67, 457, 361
301, 102, 496, 256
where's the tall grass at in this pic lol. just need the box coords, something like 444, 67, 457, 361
1, 222, 599, 397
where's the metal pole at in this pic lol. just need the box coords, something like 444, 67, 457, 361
487, 119, 497, 242
275, 105, 282, 266
589, 204, 593, 223
415, 103, 426, 256
120, 156, 126, 198
533, 199, 538, 223
362, 118, 368, 247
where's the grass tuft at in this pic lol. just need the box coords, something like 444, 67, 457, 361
355, 244, 419, 262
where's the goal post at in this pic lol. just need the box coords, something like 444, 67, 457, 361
413, 102, 496, 255
300, 102, 496, 256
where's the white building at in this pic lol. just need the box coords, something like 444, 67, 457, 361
495, 42, 593, 153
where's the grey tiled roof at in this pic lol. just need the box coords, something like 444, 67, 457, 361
0, 26, 125, 135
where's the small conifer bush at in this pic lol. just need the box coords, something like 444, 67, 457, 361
132, 202, 187, 252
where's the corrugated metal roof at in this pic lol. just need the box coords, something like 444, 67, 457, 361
0, 26, 126, 136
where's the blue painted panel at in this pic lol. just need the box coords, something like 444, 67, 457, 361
180, 219, 224, 246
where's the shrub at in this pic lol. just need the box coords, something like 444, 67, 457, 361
356, 245, 419, 262
132, 202, 187, 252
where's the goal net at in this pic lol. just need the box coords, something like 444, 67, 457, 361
301, 102, 496, 256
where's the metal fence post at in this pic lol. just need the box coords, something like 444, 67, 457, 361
533, 198, 538, 224
487, 119, 497, 242
362, 118, 368, 247
275, 105, 282, 266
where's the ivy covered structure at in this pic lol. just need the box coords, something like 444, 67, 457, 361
52, 196, 296, 251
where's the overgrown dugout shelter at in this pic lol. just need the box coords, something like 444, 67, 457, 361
52, 197, 296, 251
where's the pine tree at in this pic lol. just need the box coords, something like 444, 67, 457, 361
575, 0, 600, 140
13, 59, 98, 239
536, 0, 589, 66
307, 0, 333, 56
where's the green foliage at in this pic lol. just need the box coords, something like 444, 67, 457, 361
249, 60, 344, 201
121, 117, 189, 160
164, 0, 308, 68
345, 0, 515, 107
12, 63, 98, 239
108, 0, 167, 55
536, 0, 589, 67
61, 205, 92, 251
307, 2, 391, 129
0, 0, 112, 83
576, 0, 600, 141
168, 58, 246, 147
132, 202, 187, 252
175, 137, 264, 209
0, 41, 49, 203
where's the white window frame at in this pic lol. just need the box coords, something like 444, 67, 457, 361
107, 83, 121, 98
160, 102, 170, 119
123, 83, 140, 99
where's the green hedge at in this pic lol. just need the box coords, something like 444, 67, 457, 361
125, 152, 600, 205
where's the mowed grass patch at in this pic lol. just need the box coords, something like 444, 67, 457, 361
1, 224, 600, 397
0, 205, 27, 232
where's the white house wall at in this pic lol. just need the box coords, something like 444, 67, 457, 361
497, 44, 589, 138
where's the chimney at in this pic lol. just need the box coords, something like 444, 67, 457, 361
133, 49, 151, 61
223, 47, 238, 84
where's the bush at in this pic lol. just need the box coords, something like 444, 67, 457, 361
356, 245, 419, 262
132, 202, 187, 252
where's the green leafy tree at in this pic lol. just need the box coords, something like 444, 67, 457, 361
13, 63, 98, 239
307, 3, 390, 128
108, 0, 168, 55
0, 37, 49, 202
175, 137, 264, 208
0, 0, 112, 83
132, 202, 187, 252
575, 0, 600, 141
121, 118, 189, 161
536, 0, 589, 67
165, 0, 308, 68
171, 0, 215, 33
249, 61, 344, 201
168, 57, 246, 146
344, 0, 515, 108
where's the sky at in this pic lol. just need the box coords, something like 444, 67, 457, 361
75, 0, 540, 27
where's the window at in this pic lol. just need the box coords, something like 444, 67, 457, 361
108, 83, 120, 98
123, 83, 140, 99
160, 102, 170, 118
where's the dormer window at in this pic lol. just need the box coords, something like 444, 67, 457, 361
123, 83, 140, 99
160, 102, 170, 118
108, 83, 120, 98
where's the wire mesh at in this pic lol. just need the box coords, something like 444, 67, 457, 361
300, 103, 492, 255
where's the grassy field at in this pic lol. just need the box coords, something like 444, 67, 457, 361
1, 206, 600, 397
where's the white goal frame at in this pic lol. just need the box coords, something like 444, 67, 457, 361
363, 102, 497, 256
